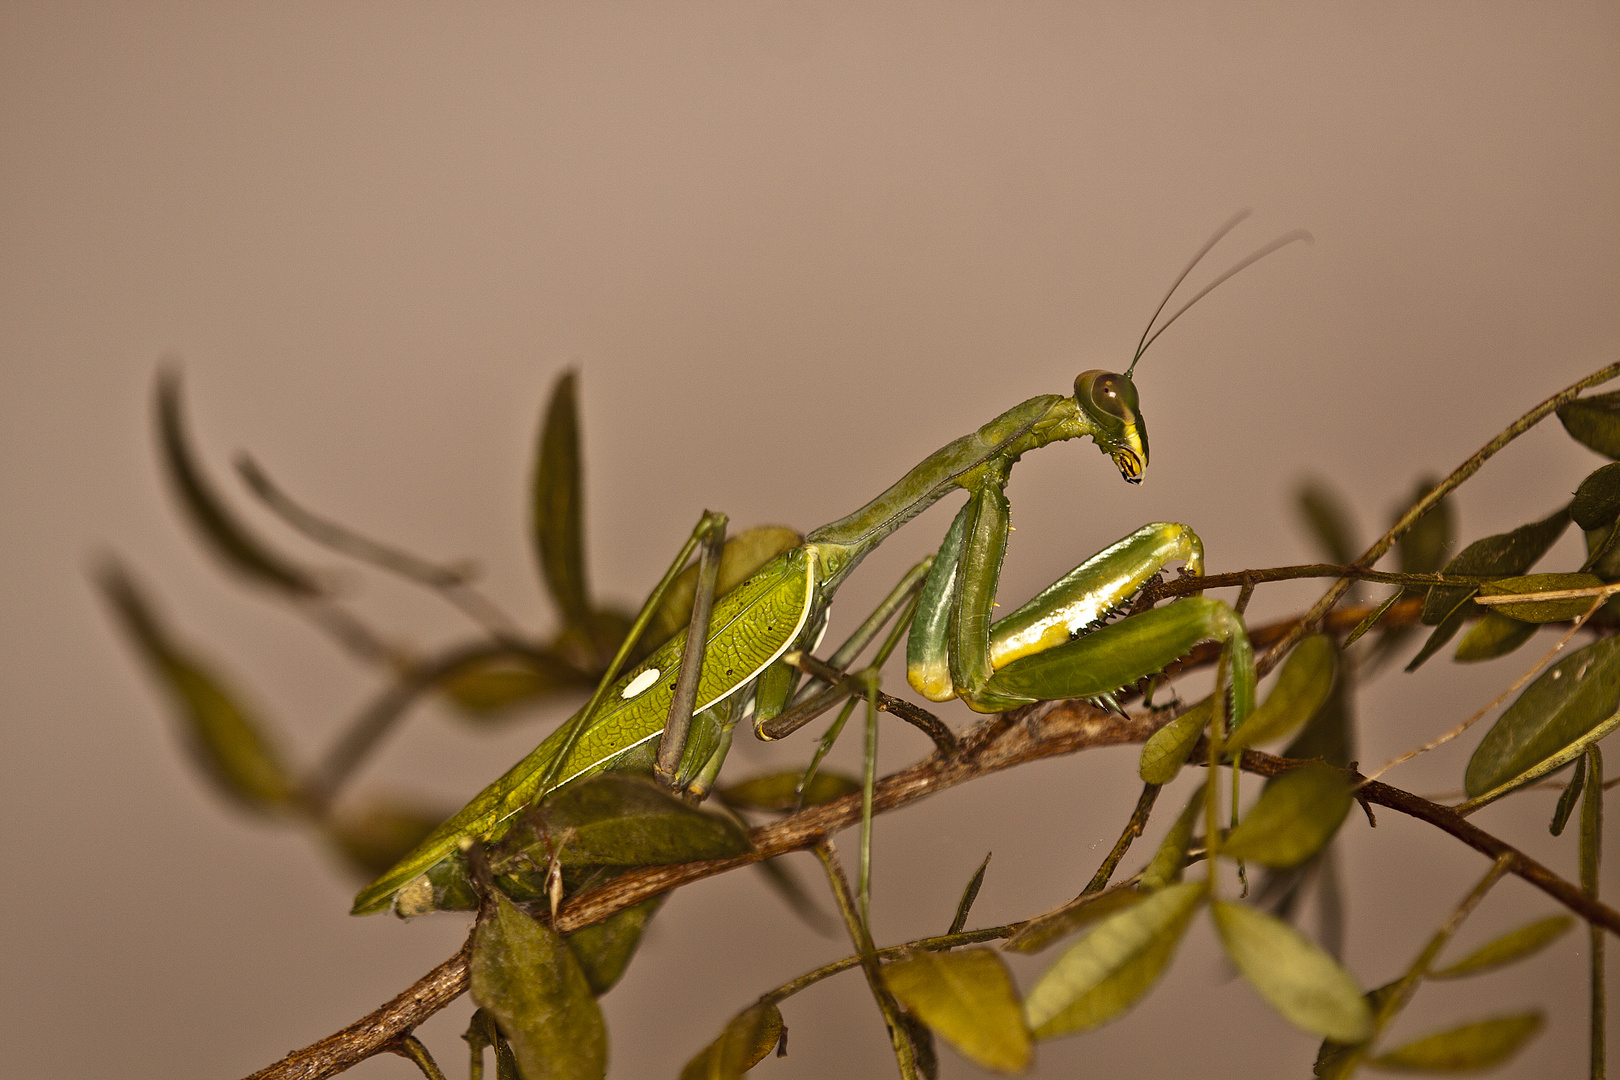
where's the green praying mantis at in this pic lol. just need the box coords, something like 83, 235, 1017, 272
352, 212, 1308, 918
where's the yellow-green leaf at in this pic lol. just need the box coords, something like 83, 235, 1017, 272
1139, 699, 1210, 785
883, 949, 1031, 1074
719, 770, 859, 812
1023, 880, 1206, 1038
1453, 610, 1537, 663
154, 368, 321, 596
1478, 573, 1605, 623
1141, 788, 1204, 890
1224, 765, 1353, 869
1368, 1012, 1543, 1072
1464, 637, 1620, 798
1430, 916, 1573, 980
469, 892, 607, 1080
97, 561, 294, 812
1002, 884, 1146, 955
440, 652, 587, 716
533, 371, 593, 629
565, 895, 664, 995
680, 1003, 783, 1080
1212, 900, 1371, 1042
1558, 387, 1620, 459
1228, 634, 1336, 751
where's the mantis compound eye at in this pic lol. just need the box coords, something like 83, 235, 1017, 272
1074, 370, 1149, 482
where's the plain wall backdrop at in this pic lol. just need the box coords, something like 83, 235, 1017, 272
3, 4, 1619, 1077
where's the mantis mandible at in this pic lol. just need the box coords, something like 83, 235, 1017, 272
352, 212, 1307, 917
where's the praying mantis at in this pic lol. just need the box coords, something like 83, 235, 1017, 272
351, 213, 1306, 918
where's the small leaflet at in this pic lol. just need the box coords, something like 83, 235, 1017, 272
1368, 1013, 1543, 1071
882, 949, 1032, 1074
1429, 916, 1573, 980
1211, 900, 1371, 1043
1222, 765, 1354, 869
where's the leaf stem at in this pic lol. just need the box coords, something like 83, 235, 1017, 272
1084, 782, 1161, 894
389, 1036, 448, 1080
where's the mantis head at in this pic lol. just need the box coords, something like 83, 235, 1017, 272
1074, 370, 1148, 483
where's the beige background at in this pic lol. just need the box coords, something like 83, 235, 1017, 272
4, 4, 1620, 1077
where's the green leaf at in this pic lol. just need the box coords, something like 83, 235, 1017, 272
1551, 753, 1587, 835
1558, 387, 1620, 459
533, 371, 593, 629
1430, 915, 1573, 980
492, 774, 753, 870
1405, 605, 1468, 674
679, 1003, 784, 1080
1224, 765, 1354, 869
1282, 669, 1354, 768
949, 852, 993, 935
1212, 900, 1371, 1042
464, 1008, 522, 1080
1464, 637, 1620, 798
1477, 573, 1605, 623
1001, 883, 1147, 955
1229, 635, 1337, 750
1419, 507, 1570, 626
648, 526, 804, 646
1573, 462, 1620, 530
154, 368, 321, 596
325, 797, 447, 878
1296, 480, 1361, 566
439, 652, 588, 716
719, 770, 859, 812
1397, 477, 1453, 577
565, 894, 664, 995
1345, 591, 1403, 648
1453, 610, 1538, 663
469, 892, 607, 1080
882, 949, 1031, 1074
96, 561, 294, 812
1141, 788, 1204, 891
1139, 699, 1211, 785
1368, 1012, 1543, 1072
1023, 880, 1206, 1037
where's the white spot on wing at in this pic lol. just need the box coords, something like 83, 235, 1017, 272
622, 668, 660, 699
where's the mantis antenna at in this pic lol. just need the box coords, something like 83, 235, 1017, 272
1126, 210, 1314, 377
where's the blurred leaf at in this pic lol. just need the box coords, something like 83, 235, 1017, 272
1283, 666, 1354, 768
1430, 916, 1573, 980
1397, 477, 1453, 577
1224, 765, 1354, 869
949, 853, 992, 935
1478, 573, 1605, 623
96, 561, 294, 812
1002, 883, 1147, 955
1420, 507, 1570, 627
899, 1011, 940, 1080
648, 526, 804, 646
1585, 522, 1620, 580
1023, 880, 1206, 1038
679, 1003, 783, 1080
883, 949, 1031, 1074
1141, 788, 1204, 891
719, 770, 859, 812
1558, 387, 1620, 459
464, 1008, 521, 1080
1296, 479, 1360, 566
440, 652, 588, 716
1551, 753, 1587, 835
752, 855, 835, 935
1212, 899, 1371, 1042
326, 797, 447, 878
470, 892, 607, 1080
1464, 638, 1620, 798
154, 368, 321, 596
492, 774, 752, 870
1453, 610, 1538, 663
1229, 635, 1337, 750
1405, 605, 1467, 674
1573, 462, 1620, 530
1314, 982, 1400, 1078
1368, 1012, 1543, 1072
1345, 592, 1403, 648
565, 895, 664, 995
1139, 699, 1210, 785
533, 371, 593, 629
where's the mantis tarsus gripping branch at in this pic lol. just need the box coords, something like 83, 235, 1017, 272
351, 211, 1310, 919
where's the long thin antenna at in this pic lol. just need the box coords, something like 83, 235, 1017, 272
1129, 209, 1252, 375
1126, 215, 1313, 377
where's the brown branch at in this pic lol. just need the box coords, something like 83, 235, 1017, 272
242, 600, 1613, 1080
